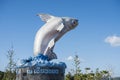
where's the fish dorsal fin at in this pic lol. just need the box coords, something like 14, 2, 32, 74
37, 14, 54, 23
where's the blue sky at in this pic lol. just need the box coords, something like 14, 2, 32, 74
0, 0, 120, 77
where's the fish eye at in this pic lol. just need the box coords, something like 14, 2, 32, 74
72, 20, 77, 25
73, 21, 76, 24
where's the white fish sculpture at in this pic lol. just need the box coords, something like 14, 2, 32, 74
34, 14, 78, 61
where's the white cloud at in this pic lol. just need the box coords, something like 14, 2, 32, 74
66, 56, 73, 61
105, 35, 120, 47
66, 56, 85, 62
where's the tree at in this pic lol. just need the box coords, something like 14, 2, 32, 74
73, 55, 81, 74
84, 68, 95, 80
65, 55, 111, 80
65, 55, 81, 80
100, 70, 110, 80
73, 55, 81, 80
65, 72, 74, 80
94, 68, 110, 80
0, 71, 4, 80
85, 67, 91, 74
95, 68, 103, 80
2, 46, 16, 80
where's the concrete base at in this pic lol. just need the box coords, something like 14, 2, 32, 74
16, 66, 65, 80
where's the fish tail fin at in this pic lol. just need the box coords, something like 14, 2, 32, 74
47, 51, 57, 61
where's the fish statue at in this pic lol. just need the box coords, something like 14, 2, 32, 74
34, 14, 78, 61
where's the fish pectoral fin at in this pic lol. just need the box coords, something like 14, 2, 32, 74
57, 22, 64, 32
48, 51, 57, 61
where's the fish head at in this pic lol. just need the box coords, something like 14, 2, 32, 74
37, 13, 78, 31
62, 17, 78, 31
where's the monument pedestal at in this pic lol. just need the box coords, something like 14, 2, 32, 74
16, 65, 66, 80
